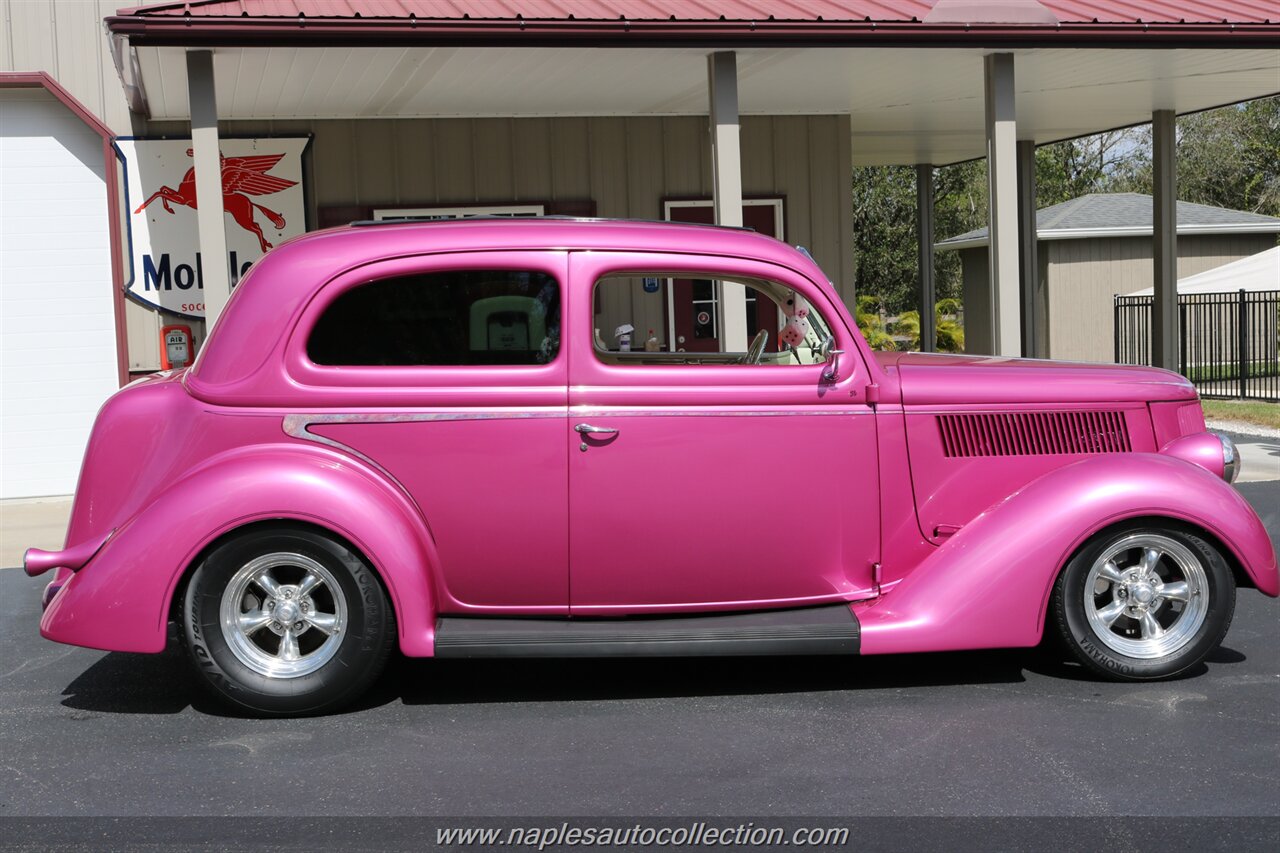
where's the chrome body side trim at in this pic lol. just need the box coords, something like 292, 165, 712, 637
282, 411, 568, 482
568, 408, 870, 418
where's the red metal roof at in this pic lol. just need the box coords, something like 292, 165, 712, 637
112, 1, 1278, 24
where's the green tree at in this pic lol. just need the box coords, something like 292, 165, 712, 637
849, 159, 985, 316
1115, 98, 1280, 216
854, 294, 896, 350
932, 159, 987, 311
850, 96, 1279, 350
887, 305, 966, 353
1034, 130, 1140, 207
850, 165, 918, 314
935, 297, 966, 353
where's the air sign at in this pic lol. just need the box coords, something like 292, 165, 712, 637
117, 137, 310, 318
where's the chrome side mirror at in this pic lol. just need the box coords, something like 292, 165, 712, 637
818, 335, 845, 382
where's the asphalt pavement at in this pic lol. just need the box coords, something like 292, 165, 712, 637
0, 481, 1276, 822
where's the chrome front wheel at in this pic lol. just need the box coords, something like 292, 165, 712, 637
1053, 522, 1235, 681
1083, 534, 1209, 660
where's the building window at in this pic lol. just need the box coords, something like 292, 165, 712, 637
307, 270, 560, 366
371, 204, 546, 221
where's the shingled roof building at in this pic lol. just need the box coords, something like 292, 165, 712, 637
939, 194, 1280, 251
937, 194, 1280, 362
2, 1, 1280, 497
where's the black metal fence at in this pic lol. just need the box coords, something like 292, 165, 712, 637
1115, 289, 1280, 401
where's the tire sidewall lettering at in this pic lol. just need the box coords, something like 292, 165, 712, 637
1076, 632, 1134, 675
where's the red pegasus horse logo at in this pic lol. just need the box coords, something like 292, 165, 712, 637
134, 149, 298, 252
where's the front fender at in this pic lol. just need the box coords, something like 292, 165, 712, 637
39, 444, 440, 656
856, 454, 1278, 655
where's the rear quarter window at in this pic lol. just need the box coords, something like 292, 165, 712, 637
306, 270, 560, 366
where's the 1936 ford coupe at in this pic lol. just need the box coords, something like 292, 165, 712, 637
26, 218, 1278, 715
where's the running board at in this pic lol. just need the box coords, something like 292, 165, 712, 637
434, 604, 859, 658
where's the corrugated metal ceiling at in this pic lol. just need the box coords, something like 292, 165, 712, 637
129, 43, 1280, 166
111, 1, 1280, 166
113, 1, 1279, 25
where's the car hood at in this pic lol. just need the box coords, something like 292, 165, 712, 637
873, 351, 1197, 406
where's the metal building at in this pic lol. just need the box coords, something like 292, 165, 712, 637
2, 0, 1278, 497
938, 194, 1280, 362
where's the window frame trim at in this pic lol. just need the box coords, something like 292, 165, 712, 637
568, 250, 869, 408
283, 250, 569, 400
590, 270, 835, 370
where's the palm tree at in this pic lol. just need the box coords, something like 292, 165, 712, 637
934, 298, 965, 352
855, 295, 897, 351
882, 300, 965, 352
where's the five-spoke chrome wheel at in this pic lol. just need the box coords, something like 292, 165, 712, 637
1053, 523, 1234, 681
219, 552, 347, 678
1083, 533, 1208, 659
186, 525, 394, 715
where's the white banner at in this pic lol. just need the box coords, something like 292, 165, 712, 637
118, 137, 309, 318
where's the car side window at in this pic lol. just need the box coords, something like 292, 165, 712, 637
592, 272, 831, 366
307, 270, 561, 366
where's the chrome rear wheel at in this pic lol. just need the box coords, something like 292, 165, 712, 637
219, 552, 348, 679
184, 524, 394, 716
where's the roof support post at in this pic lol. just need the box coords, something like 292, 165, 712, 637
1016, 138, 1041, 358
984, 53, 1021, 357
916, 164, 937, 353
1152, 109, 1179, 371
708, 50, 748, 352
186, 49, 231, 328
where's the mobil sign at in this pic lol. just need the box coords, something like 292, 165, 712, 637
117, 137, 310, 318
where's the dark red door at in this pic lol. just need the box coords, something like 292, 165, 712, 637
668, 202, 780, 353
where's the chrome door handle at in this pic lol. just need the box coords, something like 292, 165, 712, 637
575, 423, 618, 435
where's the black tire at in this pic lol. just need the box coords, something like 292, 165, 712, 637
1051, 520, 1235, 681
183, 523, 395, 716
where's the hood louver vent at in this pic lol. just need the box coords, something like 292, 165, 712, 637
938, 411, 1131, 458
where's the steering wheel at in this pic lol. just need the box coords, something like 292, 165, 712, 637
741, 329, 769, 364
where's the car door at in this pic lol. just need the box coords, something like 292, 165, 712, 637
567, 250, 880, 615
289, 250, 570, 614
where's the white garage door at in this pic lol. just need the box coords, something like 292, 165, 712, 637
1, 89, 119, 499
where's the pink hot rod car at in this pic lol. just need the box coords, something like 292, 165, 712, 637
26, 218, 1278, 715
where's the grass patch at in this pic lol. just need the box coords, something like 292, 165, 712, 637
1202, 399, 1280, 429
1187, 362, 1280, 382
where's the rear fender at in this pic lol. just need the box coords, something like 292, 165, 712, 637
39, 445, 440, 656
856, 454, 1277, 655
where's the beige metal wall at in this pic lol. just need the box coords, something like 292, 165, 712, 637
1, 0, 135, 134
960, 250, 992, 357
1045, 234, 1277, 362
960, 233, 1277, 361
144, 114, 856, 359
7, 1, 855, 368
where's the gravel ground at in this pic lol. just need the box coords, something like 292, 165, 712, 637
1206, 418, 1280, 440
